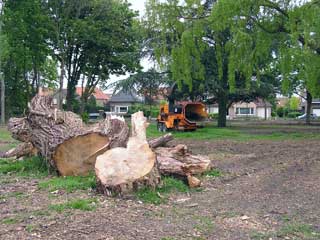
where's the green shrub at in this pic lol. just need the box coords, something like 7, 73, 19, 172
128, 104, 159, 118
208, 113, 219, 120
81, 112, 89, 123
276, 107, 284, 117
287, 111, 301, 118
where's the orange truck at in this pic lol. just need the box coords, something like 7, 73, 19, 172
157, 101, 208, 132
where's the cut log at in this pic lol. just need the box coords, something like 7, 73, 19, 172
7, 95, 129, 176
0, 142, 37, 159
155, 144, 211, 186
95, 111, 161, 196
149, 133, 173, 148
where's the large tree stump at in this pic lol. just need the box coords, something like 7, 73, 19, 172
7, 95, 129, 176
95, 111, 161, 196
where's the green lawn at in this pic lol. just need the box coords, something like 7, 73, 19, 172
147, 122, 320, 141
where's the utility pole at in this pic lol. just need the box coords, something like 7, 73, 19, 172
0, 1, 5, 125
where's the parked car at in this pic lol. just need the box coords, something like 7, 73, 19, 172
296, 113, 318, 120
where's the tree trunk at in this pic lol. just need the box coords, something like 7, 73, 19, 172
149, 133, 173, 148
155, 144, 211, 187
8, 95, 129, 176
95, 111, 161, 196
306, 91, 312, 125
0, 78, 4, 124
264, 100, 267, 120
0, 142, 37, 159
217, 90, 227, 128
58, 59, 65, 110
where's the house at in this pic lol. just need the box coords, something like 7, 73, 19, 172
45, 87, 109, 108
207, 99, 272, 119
301, 99, 320, 116
108, 90, 142, 114
75, 87, 110, 107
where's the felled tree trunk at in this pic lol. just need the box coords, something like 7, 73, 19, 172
149, 133, 173, 148
0, 142, 38, 159
155, 144, 211, 187
95, 111, 161, 196
8, 95, 129, 176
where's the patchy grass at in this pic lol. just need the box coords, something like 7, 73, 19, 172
205, 169, 222, 177
194, 215, 214, 234
277, 223, 320, 239
0, 156, 51, 177
1, 217, 20, 225
147, 123, 320, 141
49, 198, 98, 213
135, 177, 189, 204
251, 223, 320, 240
39, 173, 96, 193
0, 127, 14, 142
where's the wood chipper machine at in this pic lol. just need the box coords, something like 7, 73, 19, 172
157, 101, 208, 132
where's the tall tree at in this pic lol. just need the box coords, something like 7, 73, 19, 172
44, 0, 141, 111
144, 0, 277, 127
210, 0, 320, 124
2, 0, 53, 116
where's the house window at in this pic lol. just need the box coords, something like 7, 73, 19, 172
236, 108, 254, 115
119, 106, 128, 113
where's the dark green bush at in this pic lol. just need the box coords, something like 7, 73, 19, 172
287, 111, 301, 118
128, 104, 159, 118
277, 107, 284, 117
208, 113, 219, 119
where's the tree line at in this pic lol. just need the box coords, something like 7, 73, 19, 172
1, 0, 320, 126
0, 0, 141, 117
143, 0, 320, 126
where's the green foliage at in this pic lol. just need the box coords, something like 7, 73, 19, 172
276, 107, 285, 118
81, 112, 89, 124
289, 97, 300, 111
287, 112, 301, 118
38, 174, 96, 193
0, 156, 50, 177
49, 198, 98, 213
208, 113, 219, 120
135, 177, 189, 204
128, 104, 159, 118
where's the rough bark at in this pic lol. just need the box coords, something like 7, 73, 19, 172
95, 111, 161, 196
8, 95, 129, 176
149, 133, 173, 148
155, 144, 212, 187
0, 142, 37, 159
306, 90, 312, 125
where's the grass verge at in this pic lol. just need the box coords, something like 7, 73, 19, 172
39, 173, 96, 193
147, 123, 320, 141
0, 156, 51, 177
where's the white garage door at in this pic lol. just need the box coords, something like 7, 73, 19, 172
313, 109, 320, 116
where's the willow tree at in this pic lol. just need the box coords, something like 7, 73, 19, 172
210, 0, 320, 124
144, 0, 277, 127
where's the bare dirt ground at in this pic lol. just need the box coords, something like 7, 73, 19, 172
1, 125, 320, 240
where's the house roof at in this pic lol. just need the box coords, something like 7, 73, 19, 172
254, 99, 272, 107
75, 87, 109, 100
109, 90, 141, 103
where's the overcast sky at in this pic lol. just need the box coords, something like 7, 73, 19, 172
128, 0, 146, 15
